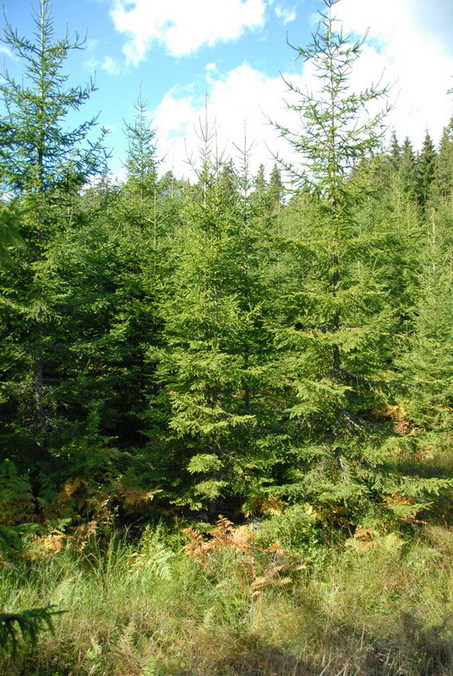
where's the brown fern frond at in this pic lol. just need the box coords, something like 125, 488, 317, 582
58, 477, 87, 501
182, 527, 213, 564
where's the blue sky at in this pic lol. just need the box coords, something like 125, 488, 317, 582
2, 0, 453, 181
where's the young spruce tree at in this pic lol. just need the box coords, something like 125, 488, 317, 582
0, 0, 107, 506
270, 0, 436, 524
144, 121, 277, 517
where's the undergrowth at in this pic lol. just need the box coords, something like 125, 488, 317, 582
1, 517, 453, 675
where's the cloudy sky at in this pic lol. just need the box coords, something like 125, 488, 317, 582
2, 0, 453, 180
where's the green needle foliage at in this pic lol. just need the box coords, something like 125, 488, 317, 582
0, 0, 450, 547
417, 131, 437, 207
0, 606, 64, 657
399, 118, 453, 433
0, 0, 107, 196
144, 122, 279, 514
123, 92, 159, 199
0, 0, 110, 510
268, 0, 444, 522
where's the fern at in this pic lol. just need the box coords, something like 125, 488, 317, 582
129, 526, 176, 579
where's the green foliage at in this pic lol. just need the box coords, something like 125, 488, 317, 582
274, 0, 389, 191
266, 0, 403, 518
434, 115, 453, 199
253, 504, 322, 554
0, 202, 25, 263
398, 137, 419, 199
129, 525, 178, 579
0, 0, 107, 196
417, 131, 437, 206
0, 0, 450, 668
0, 606, 63, 656
1, 528, 453, 674
0, 526, 23, 558
187, 454, 223, 474
143, 120, 280, 511
0, 0, 111, 504
123, 92, 159, 194
0, 460, 35, 525
0, 0, 451, 544
400, 219, 453, 427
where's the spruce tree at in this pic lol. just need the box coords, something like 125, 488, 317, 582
123, 93, 159, 201
399, 137, 419, 199
267, 164, 284, 207
143, 124, 277, 516
389, 131, 401, 171
0, 0, 106, 196
417, 131, 437, 207
400, 114, 453, 433
0, 0, 107, 504
433, 115, 453, 199
400, 216, 453, 428
269, 0, 426, 523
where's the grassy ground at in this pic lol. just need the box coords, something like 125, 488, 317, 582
1, 518, 453, 675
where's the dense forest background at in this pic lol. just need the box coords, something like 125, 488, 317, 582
0, 0, 452, 673
1, 0, 451, 530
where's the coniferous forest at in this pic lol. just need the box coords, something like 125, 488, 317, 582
0, 0, 452, 674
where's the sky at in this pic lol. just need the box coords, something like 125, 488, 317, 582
1, 0, 453, 182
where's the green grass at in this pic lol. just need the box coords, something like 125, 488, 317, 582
1, 522, 453, 675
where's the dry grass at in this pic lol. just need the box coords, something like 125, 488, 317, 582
1, 523, 453, 675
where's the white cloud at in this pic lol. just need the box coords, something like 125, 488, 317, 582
101, 56, 124, 75
86, 39, 100, 53
153, 62, 306, 180
151, 0, 453, 180
334, 0, 453, 147
0, 44, 17, 61
109, 0, 267, 63
274, 4, 296, 25
83, 54, 124, 76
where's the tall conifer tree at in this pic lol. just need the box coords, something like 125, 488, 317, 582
269, 0, 426, 522
0, 0, 107, 494
417, 131, 437, 207
143, 123, 277, 515
0, 0, 106, 197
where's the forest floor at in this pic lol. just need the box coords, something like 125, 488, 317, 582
1, 517, 453, 675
